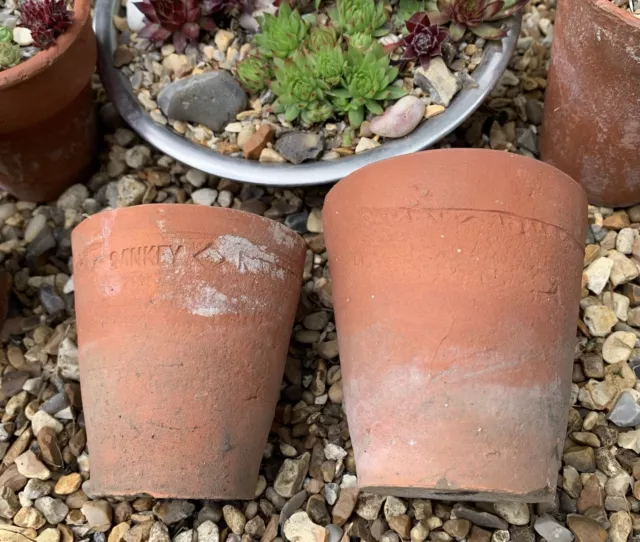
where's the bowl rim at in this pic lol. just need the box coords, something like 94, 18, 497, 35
94, 2, 522, 186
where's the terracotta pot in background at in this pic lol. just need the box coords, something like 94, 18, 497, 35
539, 0, 640, 207
0, 0, 97, 202
324, 150, 587, 502
72, 205, 307, 499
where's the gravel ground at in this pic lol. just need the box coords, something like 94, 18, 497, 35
2, 2, 639, 542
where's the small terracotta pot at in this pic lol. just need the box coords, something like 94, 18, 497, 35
539, 0, 640, 207
0, 0, 97, 202
324, 150, 587, 502
72, 205, 306, 499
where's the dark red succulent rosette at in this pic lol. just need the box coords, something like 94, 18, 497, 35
393, 12, 448, 69
18, 0, 73, 49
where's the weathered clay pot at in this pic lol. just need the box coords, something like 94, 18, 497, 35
72, 205, 306, 498
324, 149, 587, 502
0, 0, 97, 202
539, 0, 640, 207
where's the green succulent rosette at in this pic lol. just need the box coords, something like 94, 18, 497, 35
328, 44, 407, 127
271, 53, 333, 124
328, 0, 388, 37
311, 45, 345, 87
0, 26, 12, 43
255, 2, 309, 58
348, 31, 373, 50
236, 56, 271, 93
0, 42, 20, 70
307, 25, 338, 51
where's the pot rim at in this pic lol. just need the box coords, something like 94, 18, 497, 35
0, 0, 91, 90
71, 203, 308, 250
94, 0, 521, 187
587, 0, 640, 28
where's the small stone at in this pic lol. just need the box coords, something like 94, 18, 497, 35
306, 495, 330, 526
327, 487, 358, 527
326, 524, 343, 542
23, 480, 51, 500
388, 515, 412, 538
603, 331, 636, 363
115, 175, 147, 207
31, 410, 63, 437
274, 453, 310, 498
244, 125, 275, 160
566, 515, 607, 542
584, 258, 614, 295
383, 497, 406, 519
356, 493, 386, 521
259, 148, 286, 163
583, 305, 617, 336
275, 132, 324, 164
604, 211, 630, 229
12, 27, 33, 45
610, 391, 640, 426
153, 500, 195, 525
54, 474, 82, 495
223, 505, 246, 535
41, 393, 69, 416
617, 229, 636, 254
354, 137, 380, 153
280, 490, 308, 525
468, 527, 492, 542
414, 57, 460, 106
192, 188, 218, 206
108, 523, 131, 542
185, 168, 207, 187
493, 503, 529, 526
410, 522, 429, 542
425, 104, 446, 118
307, 209, 323, 234
605, 473, 632, 497
577, 476, 603, 513
563, 466, 583, 498
35, 496, 68, 524
0, 486, 20, 518
609, 511, 632, 542
37, 427, 62, 468
534, 515, 574, 542
24, 214, 47, 244
149, 522, 171, 542
369, 96, 425, 138
82, 500, 112, 532
124, 145, 152, 169
324, 483, 339, 506
36, 528, 60, 542
443, 519, 472, 539
14, 506, 45, 529
610, 253, 639, 286
452, 505, 507, 530
158, 72, 247, 131
491, 531, 509, 542
57, 338, 79, 381
214, 29, 234, 51
283, 511, 326, 542
262, 516, 279, 542
563, 447, 596, 472
15, 451, 51, 480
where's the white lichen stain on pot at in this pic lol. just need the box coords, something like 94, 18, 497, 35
270, 221, 297, 249
216, 234, 285, 280
185, 280, 266, 316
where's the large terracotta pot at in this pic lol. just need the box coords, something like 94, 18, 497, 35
539, 0, 640, 207
72, 205, 307, 499
0, 0, 98, 202
324, 150, 587, 502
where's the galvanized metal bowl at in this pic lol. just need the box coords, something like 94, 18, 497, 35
94, 2, 521, 186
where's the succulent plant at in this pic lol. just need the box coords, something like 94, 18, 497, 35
254, 2, 308, 58
0, 26, 12, 43
394, 0, 425, 23
311, 45, 344, 86
201, 0, 244, 15
306, 25, 337, 50
236, 55, 271, 93
271, 52, 333, 123
392, 12, 447, 68
347, 31, 374, 50
431, 0, 528, 40
328, 0, 388, 37
18, 0, 73, 49
134, 0, 217, 53
328, 44, 407, 127
0, 42, 21, 69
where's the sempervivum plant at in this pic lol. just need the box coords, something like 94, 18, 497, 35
18, 0, 73, 49
432, 0, 528, 39
328, 44, 407, 127
236, 55, 271, 92
329, 0, 388, 36
0, 41, 20, 69
0, 26, 12, 42
254, 2, 308, 58
306, 25, 337, 51
271, 52, 333, 124
393, 12, 447, 68
134, 0, 217, 53
311, 45, 345, 86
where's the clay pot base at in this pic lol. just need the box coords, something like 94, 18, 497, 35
359, 486, 554, 503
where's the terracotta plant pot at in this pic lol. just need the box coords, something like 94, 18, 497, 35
0, 0, 98, 202
72, 205, 306, 498
324, 149, 587, 502
539, 0, 640, 207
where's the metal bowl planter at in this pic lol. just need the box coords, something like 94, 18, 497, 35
95, 1, 522, 187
